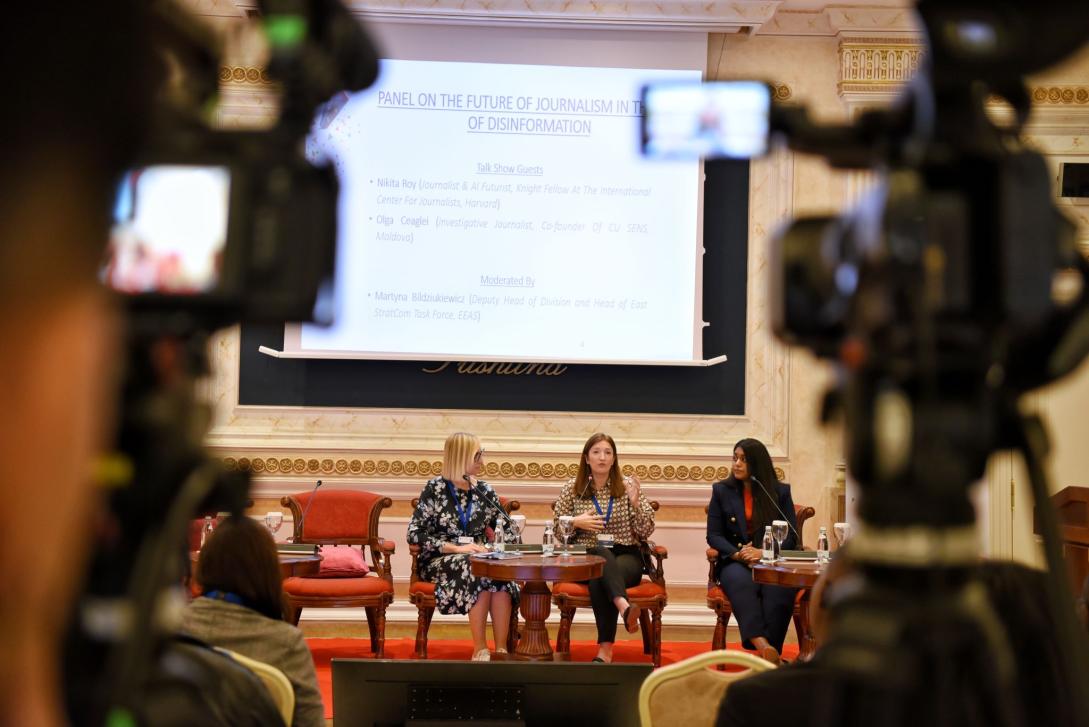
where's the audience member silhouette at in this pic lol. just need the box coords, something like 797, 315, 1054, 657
717, 560, 1075, 727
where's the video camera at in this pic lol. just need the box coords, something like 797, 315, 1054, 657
67, 2, 380, 724
101, 0, 379, 333
644, 1, 1089, 724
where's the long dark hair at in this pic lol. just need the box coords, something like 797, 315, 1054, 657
732, 437, 780, 537
574, 432, 626, 499
196, 516, 286, 621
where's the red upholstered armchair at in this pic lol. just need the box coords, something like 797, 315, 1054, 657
551, 501, 669, 667
280, 489, 395, 657
408, 496, 521, 658
705, 503, 815, 653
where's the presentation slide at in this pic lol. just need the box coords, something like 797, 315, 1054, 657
294, 59, 702, 363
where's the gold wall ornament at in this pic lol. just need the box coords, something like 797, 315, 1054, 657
221, 456, 742, 482
774, 84, 792, 102
421, 361, 569, 375
1030, 86, 1089, 105
837, 38, 923, 97
220, 66, 272, 85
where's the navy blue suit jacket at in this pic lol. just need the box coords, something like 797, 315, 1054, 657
706, 477, 799, 561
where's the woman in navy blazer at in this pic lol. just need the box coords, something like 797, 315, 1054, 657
706, 438, 799, 663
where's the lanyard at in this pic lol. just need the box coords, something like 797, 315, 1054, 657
446, 479, 473, 533
203, 590, 245, 607
590, 492, 614, 526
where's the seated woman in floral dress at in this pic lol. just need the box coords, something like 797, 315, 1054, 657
407, 432, 519, 661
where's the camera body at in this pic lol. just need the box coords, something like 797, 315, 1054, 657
642, 6, 1089, 529
106, 128, 338, 331
643, 4, 1089, 723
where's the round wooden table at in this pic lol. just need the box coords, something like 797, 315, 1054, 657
471, 553, 604, 661
277, 553, 323, 578
751, 560, 823, 660
188, 551, 322, 595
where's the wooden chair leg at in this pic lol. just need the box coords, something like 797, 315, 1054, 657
651, 607, 663, 667
372, 604, 387, 658
556, 606, 575, 654
364, 606, 378, 652
712, 607, 729, 651
507, 608, 519, 652
415, 605, 434, 659
639, 609, 652, 655
286, 601, 302, 627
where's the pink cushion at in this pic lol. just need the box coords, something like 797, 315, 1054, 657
315, 545, 369, 578
282, 575, 392, 597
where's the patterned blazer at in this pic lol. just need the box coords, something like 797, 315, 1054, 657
552, 477, 655, 548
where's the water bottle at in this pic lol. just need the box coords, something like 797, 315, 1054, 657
542, 522, 555, 556
761, 526, 774, 563
817, 526, 830, 564
494, 519, 506, 552
200, 516, 215, 549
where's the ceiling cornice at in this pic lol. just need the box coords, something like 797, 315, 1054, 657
232, 0, 784, 33
224, 0, 919, 35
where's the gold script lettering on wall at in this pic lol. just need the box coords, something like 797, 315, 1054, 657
421, 361, 568, 376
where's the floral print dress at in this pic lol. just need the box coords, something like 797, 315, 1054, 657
407, 477, 520, 614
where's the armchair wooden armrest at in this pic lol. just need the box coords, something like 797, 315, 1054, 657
372, 537, 395, 581
641, 541, 668, 584
706, 547, 722, 583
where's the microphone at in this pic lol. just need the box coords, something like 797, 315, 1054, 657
751, 475, 801, 545
464, 474, 514, 526
295, 479, 323, 543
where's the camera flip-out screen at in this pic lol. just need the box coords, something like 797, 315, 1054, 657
104, 164, 231, 295
641, 80, 771, 160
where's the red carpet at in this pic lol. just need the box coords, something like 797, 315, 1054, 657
307, 637, 800, 720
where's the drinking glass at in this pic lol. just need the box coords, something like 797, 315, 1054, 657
771, 520, 788, 561
264, 511, 284, 539
557, 516, 575, 556
509, 514, 526, 544
833, 522, 852, 549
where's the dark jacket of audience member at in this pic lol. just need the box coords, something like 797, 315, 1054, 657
182, 516, 326, 727
716, 560, 1076, 727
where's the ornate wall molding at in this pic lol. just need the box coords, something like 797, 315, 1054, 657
760, 7, 919, 37
224, 455, 738, 481
1031, 86, 1089, 106
838, 37, 922, 97
221, 455, 788, 483
220, 65, 272, 85
230, 0, 782, 32
772, 84, 793, 102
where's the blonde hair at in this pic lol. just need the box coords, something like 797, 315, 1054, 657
441, 432, 481, 483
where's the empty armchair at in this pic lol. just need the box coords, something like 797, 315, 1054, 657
280, 489, 395, 657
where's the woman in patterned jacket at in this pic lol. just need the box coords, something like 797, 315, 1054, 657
553, 432, 655, 663
407, 432, 519, 661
